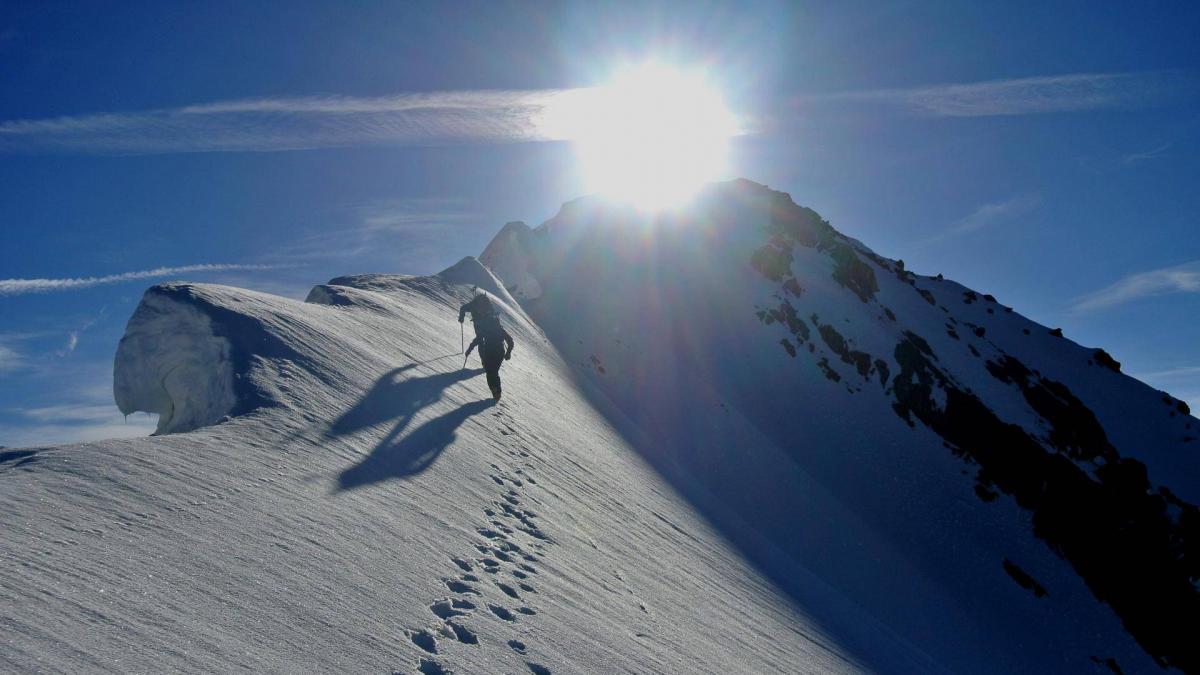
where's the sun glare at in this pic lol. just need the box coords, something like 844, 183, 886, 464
542, 63, 739, 210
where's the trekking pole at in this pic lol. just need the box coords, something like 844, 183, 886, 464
460, 321, 464, 354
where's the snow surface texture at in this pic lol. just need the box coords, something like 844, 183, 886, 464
114, 285, 239, 434
482, 179, 1199, 674
3, 181, 1196, 673
2, 256, 915, 674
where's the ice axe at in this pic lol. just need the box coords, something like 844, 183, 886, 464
459, 285, 479, 368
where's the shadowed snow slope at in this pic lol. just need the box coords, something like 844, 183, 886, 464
481, 180, 1199, 674
5, 180, 1197, 674
1, 257, 923, 674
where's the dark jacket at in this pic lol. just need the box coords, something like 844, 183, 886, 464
460, 295, 513, 359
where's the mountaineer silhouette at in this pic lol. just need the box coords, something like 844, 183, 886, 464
459, 292, 514, 401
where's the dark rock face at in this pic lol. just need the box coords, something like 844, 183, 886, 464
486, 179, 1198, 672
892, 337, 1199, 673
750, 238, 793, 282
816, 323, 872, 378
1003, 559, 1048, 598
829, 245, 879, 303
759, 191, 879, 303
756, 299, 811, 346
739, 185, 1199, 670
780, 338, 797, 358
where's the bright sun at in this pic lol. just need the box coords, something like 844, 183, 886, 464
542, 63, 739, 210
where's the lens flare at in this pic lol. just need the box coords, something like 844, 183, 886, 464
541, 63, 739, 210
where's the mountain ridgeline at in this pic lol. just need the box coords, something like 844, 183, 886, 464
4, 179, 1196, 674
481, 179, 1198, 673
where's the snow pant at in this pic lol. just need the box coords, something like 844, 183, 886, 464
480, 341, 506, 396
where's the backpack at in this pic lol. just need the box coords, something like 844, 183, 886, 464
469, 295, 504, 342
473, 310, 504, 343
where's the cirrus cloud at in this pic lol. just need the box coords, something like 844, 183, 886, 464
0, 263, 286, 296
0, 89, 580, 155
798, 71, 1186, 117
1072, 260, 1200, 313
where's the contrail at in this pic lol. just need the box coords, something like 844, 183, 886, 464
0, 264, 285, 296
797, 71, 1185, 117
0, 89, 579, 154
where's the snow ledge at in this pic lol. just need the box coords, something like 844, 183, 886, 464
113, 285, 237, 435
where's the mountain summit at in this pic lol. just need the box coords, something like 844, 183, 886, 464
2, 180, 1196, 674
481, 178, 1198, 673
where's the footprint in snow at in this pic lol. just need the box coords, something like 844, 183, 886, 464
445, 579, 479, 595
488, 604, 517, 622
444, 621, 478, 645
429, 598, 473, 620
527, 663, 551, 675
417, 657, 449, 675
408, 629, 438, 654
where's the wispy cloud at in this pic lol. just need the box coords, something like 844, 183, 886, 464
62, 332, 79, 354
0, 362, 158, 448
801, 72, 1183, 117
0, 342, 23, 373
0, 263, 285, 296
1072, 260, 1200, 313
14, 403, 132, 424
0, 89, 580, 154
56, 312, 103, 357
0, 416, 158, 448
1121, 140, 1174, 165
922, 194, 1039, 244
1134, 365, 1200, 381
0, 331, 54, 373
264, 199, 482, 273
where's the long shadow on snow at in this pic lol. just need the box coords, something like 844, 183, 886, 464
338, 399, 494, 489
0, 449, 41, 470
327, 363, 482, 441
330, 363, 492, 490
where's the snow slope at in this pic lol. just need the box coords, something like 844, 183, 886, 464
3, 180, 1196, 674
481, 179, 1198, 674
2, 257, 929, 674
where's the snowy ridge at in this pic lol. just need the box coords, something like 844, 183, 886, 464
4, 184, 1197, 674
479, 225, 544, 301
480, 179, 1199, 673
4, 256, 922, 674
114, 285, 239, 435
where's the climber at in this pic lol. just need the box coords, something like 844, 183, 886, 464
459, 293, 514, 401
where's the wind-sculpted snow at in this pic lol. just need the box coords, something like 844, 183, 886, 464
480, 179, 1199, 673
8, 182, 1199, 673
114, 286, 239, 434
5, 256, 915, 674
480, 221, 543, 300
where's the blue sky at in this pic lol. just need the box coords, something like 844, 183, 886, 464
2, 0, 1199, 446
